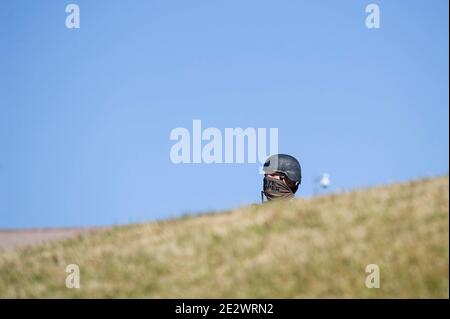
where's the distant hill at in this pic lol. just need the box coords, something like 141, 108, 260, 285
0, 228, 94, 251
0, 176, 448, 298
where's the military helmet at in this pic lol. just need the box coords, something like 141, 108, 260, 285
263, 154, 302, 184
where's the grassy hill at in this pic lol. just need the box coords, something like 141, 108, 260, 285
0, 176, 448, 298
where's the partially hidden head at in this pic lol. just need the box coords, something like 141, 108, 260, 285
262, 154, 302, 201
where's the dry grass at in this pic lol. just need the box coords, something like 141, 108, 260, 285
0, 176, 448, 298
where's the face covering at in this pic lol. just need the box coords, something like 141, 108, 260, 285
262, 176, 295, 201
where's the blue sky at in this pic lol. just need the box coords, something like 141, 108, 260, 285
0, 0, 448, 228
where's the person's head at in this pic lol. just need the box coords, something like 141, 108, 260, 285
262, 154, 302, 201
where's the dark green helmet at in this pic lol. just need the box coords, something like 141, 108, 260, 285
262, 154, 302, 184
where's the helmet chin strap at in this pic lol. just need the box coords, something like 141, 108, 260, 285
280, 175, 299, 194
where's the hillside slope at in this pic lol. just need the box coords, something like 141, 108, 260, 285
0, 176, 448, 298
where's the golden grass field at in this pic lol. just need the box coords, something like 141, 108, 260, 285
0, 176, 448, 298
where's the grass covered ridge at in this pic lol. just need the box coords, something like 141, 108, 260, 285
0, 176, 448, 298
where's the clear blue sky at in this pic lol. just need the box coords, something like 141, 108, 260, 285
1, 0, 448, 228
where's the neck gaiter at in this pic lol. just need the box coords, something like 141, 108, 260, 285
263, 176, 294, 201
